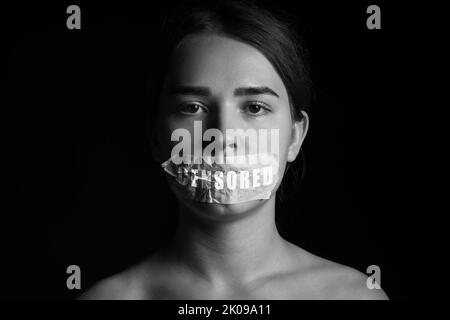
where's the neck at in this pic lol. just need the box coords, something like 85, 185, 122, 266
164, 197, 291, 286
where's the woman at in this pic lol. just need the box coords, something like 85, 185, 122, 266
81, 0, 388, 299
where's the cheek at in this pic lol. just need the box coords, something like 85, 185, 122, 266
274, 120, 294, 184
158, 115, 199, 160
268, 125, 292, 195
272, 113, 293, 156
277, 128, 292, 160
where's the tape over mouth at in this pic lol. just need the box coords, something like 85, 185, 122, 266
161, 153, 280, 204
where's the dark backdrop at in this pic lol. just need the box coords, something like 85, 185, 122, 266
6, 1, 415, 299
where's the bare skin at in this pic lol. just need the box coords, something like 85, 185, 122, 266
80, 34, 388, 300
80, 197, 388, 300
80, 241, 388, 300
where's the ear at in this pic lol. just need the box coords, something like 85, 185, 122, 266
287, 111, 309, 162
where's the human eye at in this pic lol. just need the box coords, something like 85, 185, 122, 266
178, 102, 208, 115
243, 101, 272, 117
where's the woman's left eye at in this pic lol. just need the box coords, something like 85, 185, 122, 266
243, 102, 271, 116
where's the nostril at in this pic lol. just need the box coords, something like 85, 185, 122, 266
223, 142, 239, 159
225, 142, 237, 151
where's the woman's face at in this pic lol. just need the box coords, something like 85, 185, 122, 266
156, 33, 308, 219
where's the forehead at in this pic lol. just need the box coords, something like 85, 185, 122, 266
165, 34, 288, 99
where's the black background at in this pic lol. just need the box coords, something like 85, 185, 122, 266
6, 1, 415, 299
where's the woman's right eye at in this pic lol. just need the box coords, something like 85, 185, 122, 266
179, 102, 207, 115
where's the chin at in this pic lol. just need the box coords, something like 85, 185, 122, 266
170, 181, 271, 221
188, 198, 268, 221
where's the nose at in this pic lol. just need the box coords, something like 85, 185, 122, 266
203, 99, 246, 158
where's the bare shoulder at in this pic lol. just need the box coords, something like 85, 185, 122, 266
78, 261, 152, 300
286, 243, 389, 300
312, 262, 389, 300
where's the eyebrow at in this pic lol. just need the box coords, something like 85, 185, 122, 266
168, 85, 279, 98
234, 86, 279, 98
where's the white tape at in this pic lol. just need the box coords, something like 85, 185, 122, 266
161, 153, 280, 204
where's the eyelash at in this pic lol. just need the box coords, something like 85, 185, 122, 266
178, 102, 208, 115
177, 100, 272, 116
243, 101, 272, 116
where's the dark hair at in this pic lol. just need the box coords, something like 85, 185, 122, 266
146, 0, 312, 201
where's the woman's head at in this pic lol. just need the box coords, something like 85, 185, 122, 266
149, 0, 311, 219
